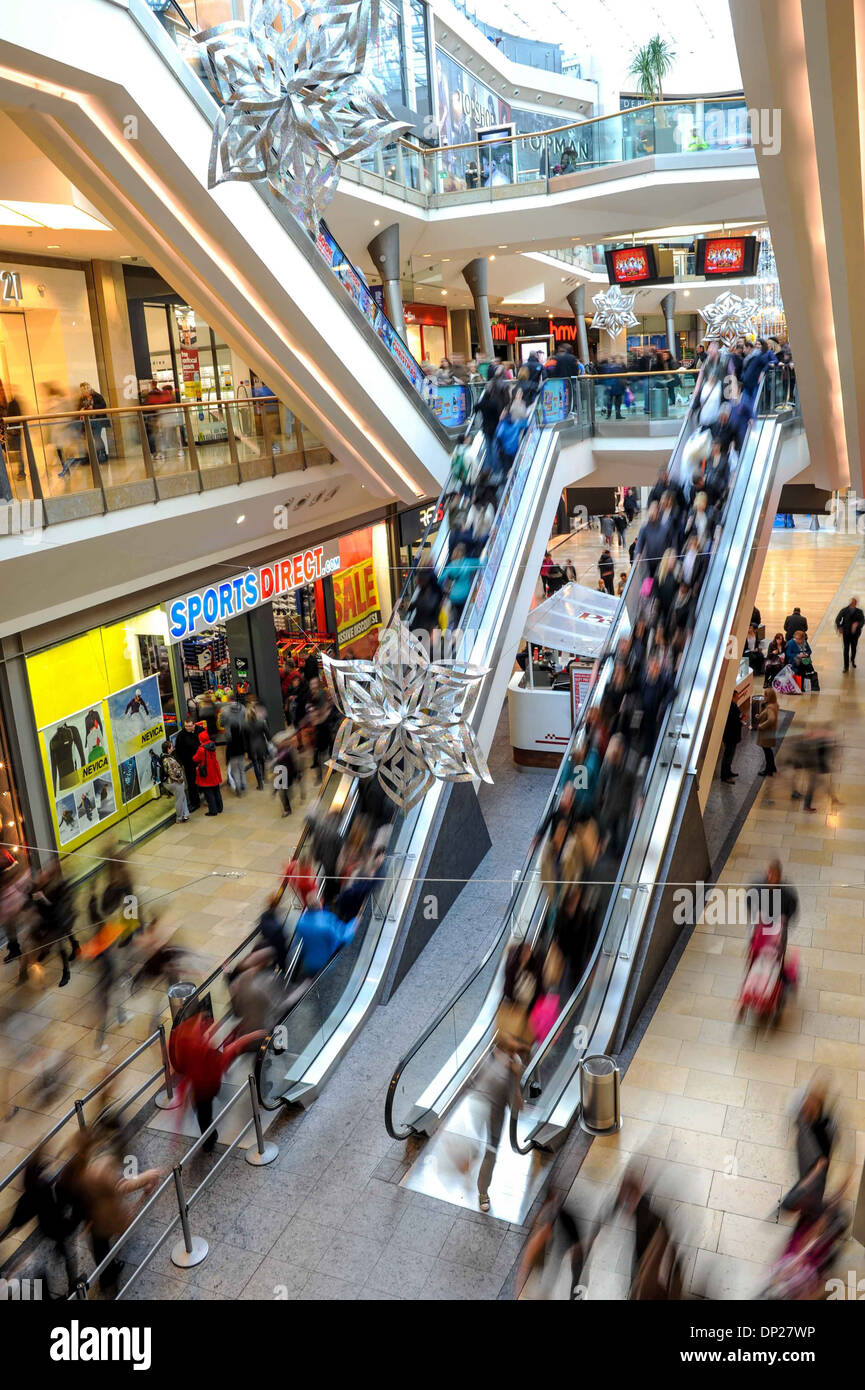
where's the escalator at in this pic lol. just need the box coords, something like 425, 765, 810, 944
385, 366, 802, 1164
0, 0, 453, 500
251, 379, 593, 1108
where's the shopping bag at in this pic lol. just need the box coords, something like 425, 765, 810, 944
772, 664, 801, 695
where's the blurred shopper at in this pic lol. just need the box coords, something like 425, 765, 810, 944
160, 738, 189, 823
65, 1130, 161, 1299
835, 595, 864, 672
169, 1013, 264, 1154
173, 715, 201, 813
193, 727, 223, 816
720, 698, 742, 784
245, 700, 272, 790
757, 687, 779, 776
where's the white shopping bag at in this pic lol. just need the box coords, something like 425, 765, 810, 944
772, 663, 801, 695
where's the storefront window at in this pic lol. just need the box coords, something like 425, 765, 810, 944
26, 606, 180, 868
0, 712, 27, 874
0, 262, 99, 419
376, 2, 405, 110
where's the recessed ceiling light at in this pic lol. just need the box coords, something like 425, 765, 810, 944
442, 257, 451, 262
373, 219, 380, 226
47, 243, 60, 249
423, 252, 431, 257
441, 290, 448, 296
489, 254, 496, 261
683, 290, 691, 297
236, 514, 245, 523
498, 245, 508, 250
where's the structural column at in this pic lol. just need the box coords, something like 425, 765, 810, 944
461, 258, 494, 361
660, 290, 677, 357
566, 285, 590, 363
367, 223, 407, 341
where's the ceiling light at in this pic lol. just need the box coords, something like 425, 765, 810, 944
498, 245, 508, 249
489, 254, 496, 261
47, 243, 60, 249
441, 290, 448, 296
0, 200, 111, 231
373, 219, 380, 226
683, 290, 691, 297
442, 257, 451, 262
236, 514, 245, 523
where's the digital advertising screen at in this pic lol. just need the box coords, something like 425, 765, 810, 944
606, 245, 657, 284
697, 235, 758, 277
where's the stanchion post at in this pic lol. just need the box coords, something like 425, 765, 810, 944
244, 1073, 279, 1167
170, 1164, 208, 1269
154, 1023, 175, 1110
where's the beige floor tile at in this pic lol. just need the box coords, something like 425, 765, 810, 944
623, 1059, 689, 1095
733, 1139, 797, 1186
716, 1211, 788, 1265
733, 1051, 798, 1087
683, 1070, 749, 1107
665, 1127, 734, 1171
707, 1169, 781, 1219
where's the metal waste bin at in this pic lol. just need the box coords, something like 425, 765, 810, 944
579, 1054, 622, 1135
750, 692, 765, 731
650, 385, 669, 420
167, 981, 196, 1021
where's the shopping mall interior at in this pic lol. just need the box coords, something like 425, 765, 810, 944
0, 0, 863, 1342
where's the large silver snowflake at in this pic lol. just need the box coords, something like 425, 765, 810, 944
590, 285, 639, 337
699, 290, 760, 348
321, 621, 492, 811
196, 1, 410, 235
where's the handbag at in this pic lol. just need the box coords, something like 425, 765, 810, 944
495, 1000, 534, 1048
529, 993, 560, 1043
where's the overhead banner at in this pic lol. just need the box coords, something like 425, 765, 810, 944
332, 555, 382, 649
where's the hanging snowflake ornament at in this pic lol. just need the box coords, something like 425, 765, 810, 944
196, 1, 410, 235
590, 285, 639, 337
321, 621, 493, 811
699, 290, 760, 348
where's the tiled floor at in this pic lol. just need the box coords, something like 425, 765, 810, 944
565, 524, 865, 1299
0, 750, 324, 1221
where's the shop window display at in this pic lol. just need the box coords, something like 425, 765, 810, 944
26, 607, 180, 865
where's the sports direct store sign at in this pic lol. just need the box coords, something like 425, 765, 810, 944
166, 543, 340, 643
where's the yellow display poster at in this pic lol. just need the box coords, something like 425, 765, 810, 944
105, 676, 165, 805
41, 702, 116, 847
26, 607, 175, 855
332, 555, 382, 652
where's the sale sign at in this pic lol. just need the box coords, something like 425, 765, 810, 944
332, 556, 382, 650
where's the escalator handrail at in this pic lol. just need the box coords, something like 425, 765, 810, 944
509, 366, 791, 1153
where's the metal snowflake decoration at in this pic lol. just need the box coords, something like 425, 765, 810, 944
699, 290, 760, 348
196, 1, 410, 235
321, 620, 493, 811
590, 285, 639, 337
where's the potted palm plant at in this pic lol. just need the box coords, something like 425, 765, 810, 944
628, 35, 678, 153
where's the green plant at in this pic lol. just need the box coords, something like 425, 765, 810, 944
628, 35, 677, 102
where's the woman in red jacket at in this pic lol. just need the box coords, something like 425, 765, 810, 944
169, 1014, 263, 1152
193, 727, 223, 816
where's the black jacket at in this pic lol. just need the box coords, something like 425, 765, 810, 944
723, 701, 742, 748
784, 612, 807, 640
835, 604, 864, 636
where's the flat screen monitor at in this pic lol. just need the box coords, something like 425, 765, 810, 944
605, 244, 658, 284
696, 235, 758, 278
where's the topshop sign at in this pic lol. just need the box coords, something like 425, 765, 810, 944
166, 542, 341, 643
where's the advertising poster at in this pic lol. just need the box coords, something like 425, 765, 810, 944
703, 237, 746, 274
541, 378, 569, 423
570, 660, 595, 723
478, 125, 516, 187
436, 49, 512, 148
333, 556, 383, 653
106, 675, 165, 803
40, 702, 114, 848
610, 247, 651, 283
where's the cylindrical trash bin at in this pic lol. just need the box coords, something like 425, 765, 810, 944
650, 385, 669, 420
579, 1054, 622, 1135
167, 981, 196, 1022
750, 692, 765, 731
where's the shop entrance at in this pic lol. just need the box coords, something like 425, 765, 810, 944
0, 312, 40, 424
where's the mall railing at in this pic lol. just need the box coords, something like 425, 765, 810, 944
385, 363, 793, 1144
346, 96, 755, 204
0, 394, 334, 526
509, 365, 797, 1155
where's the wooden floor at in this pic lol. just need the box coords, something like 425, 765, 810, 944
567, 523, 865, 1298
